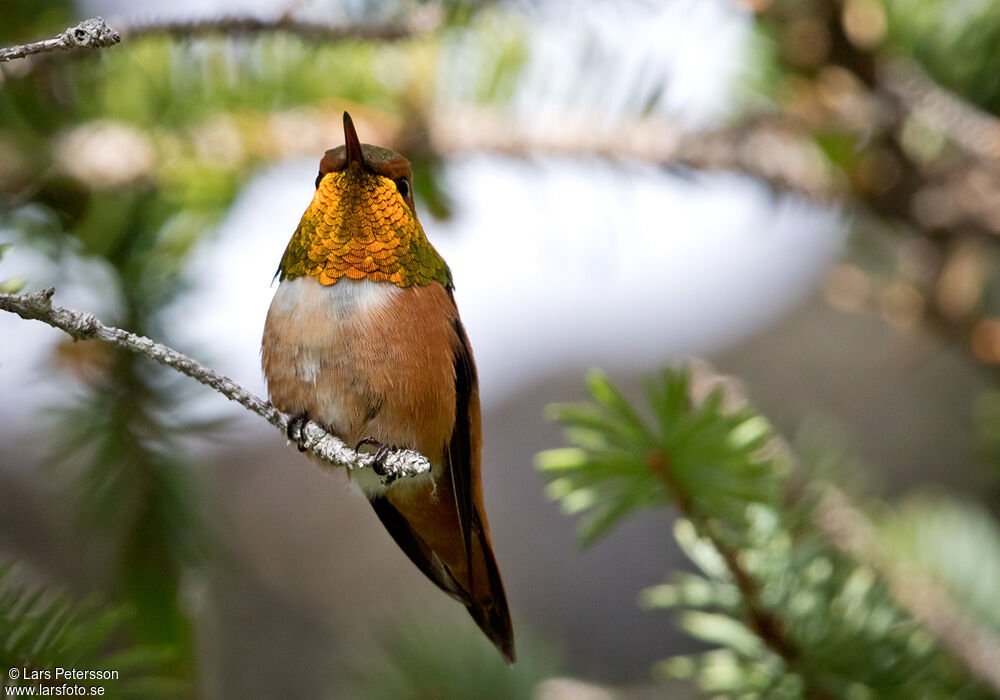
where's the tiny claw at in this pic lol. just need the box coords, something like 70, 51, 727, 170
287, 412, 310, 452
286, 412, 307, 441
371, 443, 400, 477
354, 435, 382, 452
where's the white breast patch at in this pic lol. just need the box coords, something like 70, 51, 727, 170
270, 277, 401, 385
270, 276, 401, 321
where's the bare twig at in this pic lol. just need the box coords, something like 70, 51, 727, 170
0, 11, 436, 76
118, 10, 441, 43
0, 18, 120, 63
882, 59, 1000, 164
0, 287, 431, 483
433, 109, 844, 203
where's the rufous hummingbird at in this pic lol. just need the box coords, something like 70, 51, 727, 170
261, 112, 515, 663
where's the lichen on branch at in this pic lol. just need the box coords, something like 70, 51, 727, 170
0, 17, 120, 63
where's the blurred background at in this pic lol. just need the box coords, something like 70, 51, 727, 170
2, 0, 1000, 697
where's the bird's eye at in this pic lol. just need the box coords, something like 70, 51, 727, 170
395, 177, 410, 198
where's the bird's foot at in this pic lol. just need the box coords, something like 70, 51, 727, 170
372, 444, 401, 477
287, 412, 310, 452
353, 436, 399, 477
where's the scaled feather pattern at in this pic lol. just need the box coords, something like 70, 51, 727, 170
279, 169, 451, 288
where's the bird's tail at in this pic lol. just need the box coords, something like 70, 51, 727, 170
369, 495, 516, 663
465, 509, 516, 664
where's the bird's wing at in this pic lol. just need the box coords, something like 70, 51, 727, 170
444, 310, 515, 662
363, 316, 481, 603
447, 316, 477, 578
368, 284, 514, 661
369, 495, 465, 601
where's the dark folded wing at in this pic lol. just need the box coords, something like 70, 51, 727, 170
369, 496, 465, 601
447, 317, 477, 577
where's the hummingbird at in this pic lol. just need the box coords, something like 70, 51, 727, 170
261, 112, 515, 663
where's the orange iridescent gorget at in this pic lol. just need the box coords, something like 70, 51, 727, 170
277, 168, 451, 288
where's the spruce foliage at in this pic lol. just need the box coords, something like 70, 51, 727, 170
0, 565, 184, 697
539, 367, 997, 699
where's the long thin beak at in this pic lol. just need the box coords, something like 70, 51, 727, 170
343, 111, 365, 170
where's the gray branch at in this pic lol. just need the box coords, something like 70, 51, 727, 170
0, 287, 431, 484
119, 10, 441, 43
0, 10, 436, 67
0, 17, 121, 63
434, 110, 843, 204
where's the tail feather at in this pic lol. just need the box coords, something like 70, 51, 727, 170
466, 509, 515, 663
370, 496, 464, 602
368, 496, 515, 663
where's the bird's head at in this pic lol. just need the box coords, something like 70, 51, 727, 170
277, 112, 450, 288
315, 111, 416, 210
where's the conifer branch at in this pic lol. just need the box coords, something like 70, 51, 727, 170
0, 18, 120, 63
0, 287, 431, 483
813, 485, 1000, 694
647, 451, 836, 700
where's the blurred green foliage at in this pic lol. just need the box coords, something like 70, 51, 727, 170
0, 0, 71, 45
0, 564, 184, 698
879, 496, 1000, 637
974, 390, 1000, 489
341, 618, 560, 700
540, 367, 997, 699
882, 0, 1000, 115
